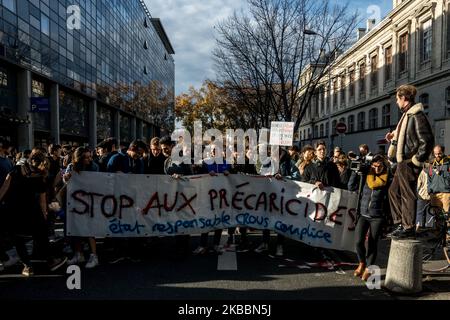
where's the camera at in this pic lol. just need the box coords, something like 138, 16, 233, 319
350, 154, 374, 173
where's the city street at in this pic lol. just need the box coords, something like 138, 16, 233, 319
0, 231, 448, 300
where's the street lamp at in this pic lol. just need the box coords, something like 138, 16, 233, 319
303, 29, 336, 150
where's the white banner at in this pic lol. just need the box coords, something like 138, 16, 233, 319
66, 172, 358, 252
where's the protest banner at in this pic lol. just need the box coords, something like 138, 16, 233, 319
67, 172, 358, 252
269, 122, 295, 146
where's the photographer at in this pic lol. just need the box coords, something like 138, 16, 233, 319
354, 155, 391, 281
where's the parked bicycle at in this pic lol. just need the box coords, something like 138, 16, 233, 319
417, 205, 450, 272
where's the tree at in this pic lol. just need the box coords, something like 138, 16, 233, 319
213, 0, 359, 131
175, 80, 254, 133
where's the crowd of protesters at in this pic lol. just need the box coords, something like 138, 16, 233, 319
0, 85, 448, 282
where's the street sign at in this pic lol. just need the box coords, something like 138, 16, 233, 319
269, 121, 295, 146
335, 122, 347, 134
30, 97, 50, 113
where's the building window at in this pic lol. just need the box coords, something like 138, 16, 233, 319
314, 125, 319, 138
399, 33, 408, 73
320, 87, 325, 114
120, 114, 132, 144
332, 120, 337, 135
41, 14, 50, 36
349, 69, 355, 98
419, 93, 429, 115
2, 0, 16, 13
0, 69, 7, 87
446, 87, 450, 117
97, 106, 113, 141
447, 4, 450, 58
333, 79, 338, 110
313, 89, 319, 117
320, 124, 324, 137
348, 115, 355, 132
59, 91, 89, 138
382, 104, 391, 127
369, 108, 378, 129
359, 62, 366, 100
340, 74, 345, 107
370, 55, 378, 94
384, 46, 392, 82
325, 123, 329, 137
357, 111, 365, 131
421, 20, 432, 63
308, 128, 311, 139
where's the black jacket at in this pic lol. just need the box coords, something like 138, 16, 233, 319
302, 158, 340, 188
388, 103, 434, 167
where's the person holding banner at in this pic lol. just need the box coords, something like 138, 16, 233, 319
302, 141, 340, 190
255, 148, 300, 256
160, 136, 194, 259
353, 155, 391, 281
64, 147, 100, 269
193, 147, 232, 255
107, 140, 146, 174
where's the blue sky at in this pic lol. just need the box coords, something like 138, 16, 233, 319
144, 0, 393, 96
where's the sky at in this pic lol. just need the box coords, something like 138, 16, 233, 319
144, 0, 393, 96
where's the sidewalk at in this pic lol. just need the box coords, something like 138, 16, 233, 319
376, 239, 450, 300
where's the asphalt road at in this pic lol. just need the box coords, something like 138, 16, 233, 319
0, 231, 448, 300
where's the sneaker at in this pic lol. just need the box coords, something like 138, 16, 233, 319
67, 252, 85, 265
49, 257, 68, 272
22, 265, 34, 277
192, 246, 207, 255
386, 224, 403, 238
2, 255, 20, 268
275, 245, 284, 257
0, 263, 4, 272
391, 227, 416, 239
254, 243, 269, 253
85, 254, 99, 269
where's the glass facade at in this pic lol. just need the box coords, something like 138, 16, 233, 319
0, 0, 175, 143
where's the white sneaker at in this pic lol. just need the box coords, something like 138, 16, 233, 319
0, 263, 4, 272
276, 245, 284, 257
254, 243, 269, 253
3, 255, 20, 268
67, 252, 85, 265
85, 254, 99, 269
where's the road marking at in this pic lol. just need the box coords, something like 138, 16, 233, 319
217, 231, 237, 271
